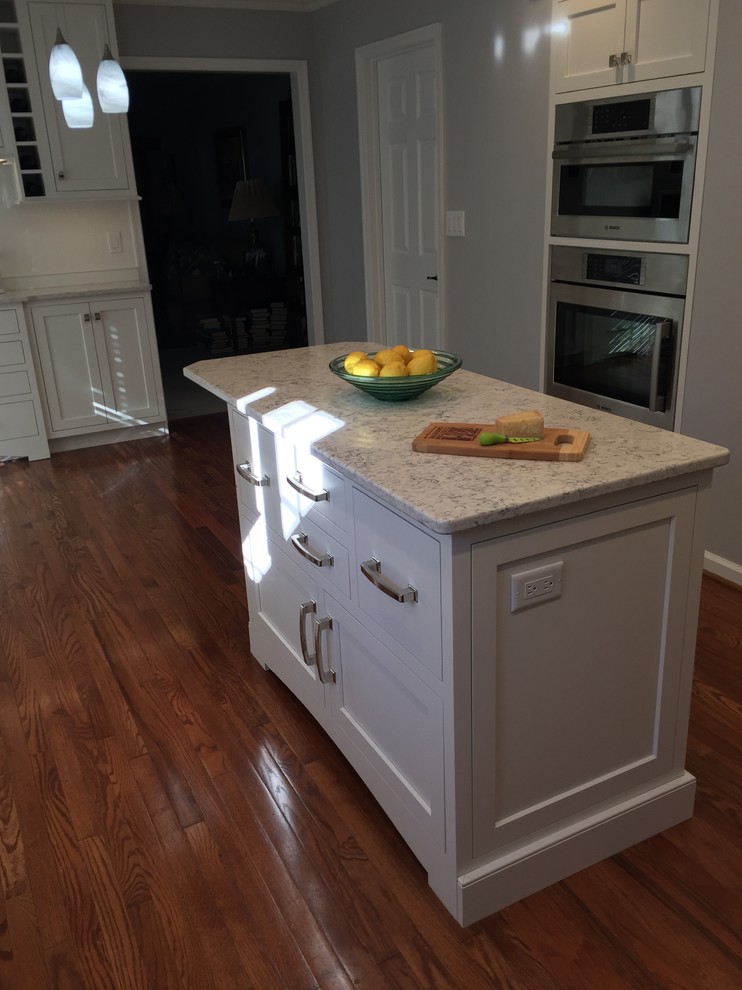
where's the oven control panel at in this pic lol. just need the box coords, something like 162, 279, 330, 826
583, 253, 646, 286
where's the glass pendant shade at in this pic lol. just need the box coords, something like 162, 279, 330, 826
49, 28, 83, 100
97, 45, 129, 113
62, 83, 94, 129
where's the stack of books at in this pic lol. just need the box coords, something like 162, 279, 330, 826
269, 302, 288, 348
248, 307, 271, 348
197, 316, 232, 356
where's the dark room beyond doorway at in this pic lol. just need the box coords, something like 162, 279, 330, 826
127, 70, 307, 419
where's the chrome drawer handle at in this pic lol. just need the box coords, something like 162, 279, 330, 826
291, 532, 333, 567
314, 615, 336, 684
236, 461, 269, 486
286, 471, 329, 502
299, 600, 316, 667
360, 558, 418, 604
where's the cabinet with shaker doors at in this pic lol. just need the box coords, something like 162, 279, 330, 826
553, 0, 712, 93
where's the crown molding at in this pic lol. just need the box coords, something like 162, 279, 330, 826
113, 0, 340, 11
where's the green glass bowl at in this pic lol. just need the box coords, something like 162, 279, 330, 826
329, 349, 462, 402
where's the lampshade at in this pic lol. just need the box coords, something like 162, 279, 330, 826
228, 179, 279, 222
97, 44, 129, 113
62, 83, 94, 129
49, 28, 83, 100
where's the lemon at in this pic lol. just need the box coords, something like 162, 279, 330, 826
392, 344, 412, 364
407, 351, 437, 376
374, 348, 400, 368
351, 358, 381, 377
343, 350, 367, 373
379, 361, 408, 377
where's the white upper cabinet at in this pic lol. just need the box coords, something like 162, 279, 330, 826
23, 0, 132, 194
553, 0, 711, 93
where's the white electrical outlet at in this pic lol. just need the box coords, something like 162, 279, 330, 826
510, 561, 563, 612
107, 230, 123, 254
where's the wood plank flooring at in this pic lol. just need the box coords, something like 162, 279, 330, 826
1, 413, 740, 989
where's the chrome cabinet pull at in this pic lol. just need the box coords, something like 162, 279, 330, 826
314, 615, 336, 684
291, 532, 333, 567
94, 312, 101, 321
360, 558, 418, 603
83, 313, 91, 322
299, 600, 316, 667
620, 51, 632, 65
286, 471, 329, 502
236, 461, 269, 486
609, 53, 622, 67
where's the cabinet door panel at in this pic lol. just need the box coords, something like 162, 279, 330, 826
31, 302, 108, 431
97, 298, 161, 421
626, 0, 709, 82
27, 1, 130, 192
242, 512, 325, 717
554, 0, 626, 92
323, 596, 445, 848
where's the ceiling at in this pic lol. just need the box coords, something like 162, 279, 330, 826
113, 0, 340, 10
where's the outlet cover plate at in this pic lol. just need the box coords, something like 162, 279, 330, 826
510, 561, 563, 612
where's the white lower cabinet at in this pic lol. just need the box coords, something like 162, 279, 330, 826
30, 293, 165, 437
0, 303, 49, 460
229, 404, 709, 925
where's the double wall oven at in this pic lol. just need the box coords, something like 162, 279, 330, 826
546, 87, 700, 430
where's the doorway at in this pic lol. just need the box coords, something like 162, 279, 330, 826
121, 56, 324, 419
356, 25, 444, 351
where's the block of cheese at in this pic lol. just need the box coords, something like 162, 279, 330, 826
493, 409, 545, 439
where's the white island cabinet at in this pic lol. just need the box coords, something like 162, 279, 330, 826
185, 342, 728, 926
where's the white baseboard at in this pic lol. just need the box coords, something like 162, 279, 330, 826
704, 551, 742, 587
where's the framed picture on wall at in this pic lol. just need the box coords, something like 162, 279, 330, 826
213, 127, 249, 208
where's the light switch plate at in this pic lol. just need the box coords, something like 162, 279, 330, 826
445, 211, 465, 237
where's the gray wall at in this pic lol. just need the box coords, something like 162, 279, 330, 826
681, 0, 742, 569
310, 0, 551, 388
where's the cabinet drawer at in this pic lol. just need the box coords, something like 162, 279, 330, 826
229, 408, 282, 534
353, 489, 442, 679
286, 449, 348, 535
0, 370, 31, 398
0, 339, 25, 367
0, 398, 40, 440
286, 517, 351, 602
0, 310, 21, 336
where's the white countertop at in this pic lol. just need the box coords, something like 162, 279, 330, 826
0, 281, 151, 303
184, 342, 729, 534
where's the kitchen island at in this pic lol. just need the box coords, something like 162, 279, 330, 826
185, 342, 728, 925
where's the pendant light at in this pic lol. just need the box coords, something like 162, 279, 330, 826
62, 82, 94, 129
48, 28, 83, 100
96, 45, 129, 113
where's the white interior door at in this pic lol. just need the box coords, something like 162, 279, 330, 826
377, 44, 439, 350
357, 26, 443, 351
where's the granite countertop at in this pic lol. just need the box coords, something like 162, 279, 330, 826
0, 281, 151, 303
184, 342, 729, 534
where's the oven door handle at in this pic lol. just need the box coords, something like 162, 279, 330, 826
552, 139, 694, 160
649, 318, 673, 413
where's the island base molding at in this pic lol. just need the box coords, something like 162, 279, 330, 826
454, 771, 695, 926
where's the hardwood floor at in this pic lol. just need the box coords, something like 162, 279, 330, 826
1, 413, 740, 989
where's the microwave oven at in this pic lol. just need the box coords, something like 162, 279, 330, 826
551, 87, 701, 243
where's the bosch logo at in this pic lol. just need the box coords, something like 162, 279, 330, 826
605, 224, 621, 230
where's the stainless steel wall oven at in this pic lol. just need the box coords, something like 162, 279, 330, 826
546, 246, 688, 430
551, 87, 701, 244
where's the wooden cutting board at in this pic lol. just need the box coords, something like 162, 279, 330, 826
412, 423, 590, 461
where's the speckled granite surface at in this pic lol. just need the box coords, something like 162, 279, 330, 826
0, 282, 150, 303
184, 342, 729, 534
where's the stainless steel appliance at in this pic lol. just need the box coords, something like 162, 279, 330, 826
546, 246, 688, 430
551, 87, 701, 243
